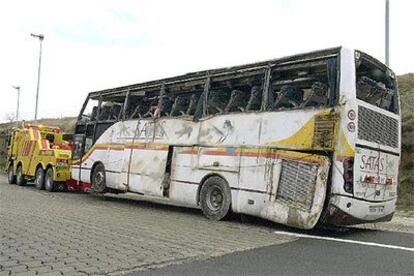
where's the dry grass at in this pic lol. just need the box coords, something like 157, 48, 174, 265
396, 74, 414, 209
398, 113, 414, 208
0, 117, 77, 133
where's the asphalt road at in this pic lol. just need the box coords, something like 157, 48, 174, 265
131, 229, 414, 276
1, 175, 413, 275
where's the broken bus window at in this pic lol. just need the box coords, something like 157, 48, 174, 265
355, 52, 398, 114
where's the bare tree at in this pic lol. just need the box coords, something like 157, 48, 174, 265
3, 112, 15, 123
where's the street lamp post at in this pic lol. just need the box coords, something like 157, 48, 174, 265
12, 86, 21, 127
30, 33, 44, 123
385, 0, 390, 66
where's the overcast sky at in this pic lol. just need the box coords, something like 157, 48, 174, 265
0, 0, 413, 122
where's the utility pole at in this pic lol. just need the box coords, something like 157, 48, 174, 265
12, 86, 21, 127
30, 33, 44, 123
385, 0, 390, 66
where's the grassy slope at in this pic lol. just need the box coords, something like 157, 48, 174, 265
0, 75, 412, 208
397, 73, 414, 209
0, 117, 77, 133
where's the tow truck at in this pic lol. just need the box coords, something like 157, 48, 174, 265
5, 123, 89, 192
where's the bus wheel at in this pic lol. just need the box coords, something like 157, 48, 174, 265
7, 165, 16, 184
16, 165, 26, 186
200, 176, 231, 221
44, 168, 55, 192
92, 163, 107, 193
35, 167, 45, 190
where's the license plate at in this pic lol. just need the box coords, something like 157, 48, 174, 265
369, 205, 384, 214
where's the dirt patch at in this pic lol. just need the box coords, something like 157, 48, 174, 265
355, 212, 414, 234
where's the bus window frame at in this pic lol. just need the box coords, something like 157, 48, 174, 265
74, 49, 341, 139
261, 66, 273, 111
77, 95, 90, 121
121, 89, 130, 121
198, 70, 269, 118
264, 57, 339, 112
327, 57, 339, 107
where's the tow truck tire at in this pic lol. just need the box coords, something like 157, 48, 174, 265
7, 165, 16, 184
35, 167, 45, 190
44, 167, 55, 192
199, 176, 232, 221
16, 165, 26, 186
91, 163, 107, 193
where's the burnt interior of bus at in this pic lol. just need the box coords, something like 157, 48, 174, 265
355, 51, 398, 114
74, 48, 341, 153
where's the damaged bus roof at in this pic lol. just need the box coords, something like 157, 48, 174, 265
86, 47, 344, 100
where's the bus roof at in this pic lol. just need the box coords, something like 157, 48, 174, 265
87, 47, 342, 101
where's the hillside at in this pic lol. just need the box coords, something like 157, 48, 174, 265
0, 117, 77, 133
397, 73, 414, 209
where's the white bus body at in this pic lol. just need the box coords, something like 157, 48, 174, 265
71, 47, 401, 229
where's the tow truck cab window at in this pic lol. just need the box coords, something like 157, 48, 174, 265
45, 134, 55, 144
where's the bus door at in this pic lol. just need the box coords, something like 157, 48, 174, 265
71, 134, 86, 182
72, 122, 95, 180
127, 120, 169, 197
105, 120, 136, 191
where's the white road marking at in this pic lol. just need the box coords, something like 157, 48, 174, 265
273, 231, 414, 252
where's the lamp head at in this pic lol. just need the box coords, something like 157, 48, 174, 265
30, 33, 44, 40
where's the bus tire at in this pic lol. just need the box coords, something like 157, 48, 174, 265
16, 165, 26, 186
35, 167, 45, 190
44, 167, 55, 192
7, 165, 16, 184
91, 163, 107, 193
200, 176, 231, 221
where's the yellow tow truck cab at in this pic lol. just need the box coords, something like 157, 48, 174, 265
6, 123, 71, 192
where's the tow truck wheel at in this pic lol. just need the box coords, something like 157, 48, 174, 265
35, 167, 45, 190
92, 163, 107, 193
7, 165, 16, 184
44, 167, 55, 192
16, 165, 26, 186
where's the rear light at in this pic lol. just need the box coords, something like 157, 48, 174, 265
363, 175, 376, 183
347, 109, 356, 120
343, 157, 354, 194
362, 175, 392, 185
386, 177, 393, 185
347, 122, 356, 132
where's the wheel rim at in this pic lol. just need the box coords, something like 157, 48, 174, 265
8, 168, 13, 181
206, 185, 224, 211
45, 170, 53, 189
94, 170, 105, 190
36, 170, 42, 187
17, 168, 22, 183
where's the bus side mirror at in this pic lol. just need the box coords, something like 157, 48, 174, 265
72, 134, 86, 160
